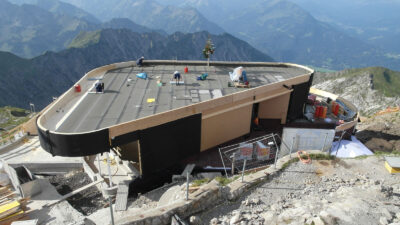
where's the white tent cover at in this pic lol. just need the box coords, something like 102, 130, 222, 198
330, 136, 374, 158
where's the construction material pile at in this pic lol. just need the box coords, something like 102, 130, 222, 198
0, 185, 29, 224
304, 94, 356, 124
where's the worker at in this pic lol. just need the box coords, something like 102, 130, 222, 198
136, 56, 144, 67
174, 71, 181, 85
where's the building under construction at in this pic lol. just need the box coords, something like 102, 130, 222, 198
34, 60, 317, 178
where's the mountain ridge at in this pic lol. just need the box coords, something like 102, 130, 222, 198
0, 29, 273, 109
312, 67, 400, 115
156, 0, 400, 70
0, 0, 164, 58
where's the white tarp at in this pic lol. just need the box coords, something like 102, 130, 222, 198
330, 136, 373, 158
229, 66, 243, 81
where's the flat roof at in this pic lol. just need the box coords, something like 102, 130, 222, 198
54, 63, 309, 133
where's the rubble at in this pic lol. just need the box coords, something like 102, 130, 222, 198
197, 156, 400, 225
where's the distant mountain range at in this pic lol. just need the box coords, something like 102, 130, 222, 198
0, 0, 161, 58
55, 0, 225, 35
0, 29, 272, 109
289, 0, 400, 54
3, 0, 400, 70
157, 0, 400, 70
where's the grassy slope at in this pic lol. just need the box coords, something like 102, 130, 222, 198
68, 30, 101, 49
0, 106, 31, 136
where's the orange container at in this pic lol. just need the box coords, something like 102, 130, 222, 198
184, 67, 188, 73
74, 84, 81, 92
322, 106, 327, 118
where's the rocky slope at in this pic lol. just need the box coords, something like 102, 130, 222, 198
0, 29, 273, 109
356, 112, 400, 154
312, 67, 400, 116
197, 157, 400, 225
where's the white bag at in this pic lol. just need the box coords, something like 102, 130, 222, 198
0, 173, 10, 186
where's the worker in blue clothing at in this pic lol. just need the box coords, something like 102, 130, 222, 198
136, 56, 144, 67
174, 71, 181, 85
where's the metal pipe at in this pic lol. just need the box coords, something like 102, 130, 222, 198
273, 134, 280, 168
322, 133, 328, 152
231, 153, 236, 176
289, 137, 295, 159
97, 154, 102, 176
186, 171, 189, 201
106, 152, 115, 225
241, 159, 247, 183
219, 148, 229, 179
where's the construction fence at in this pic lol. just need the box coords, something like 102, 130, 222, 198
219, 133, 292, 177
219, 129, 336, 177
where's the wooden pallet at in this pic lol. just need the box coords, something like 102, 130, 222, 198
234, 82, 250, 88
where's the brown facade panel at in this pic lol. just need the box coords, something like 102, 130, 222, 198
201, 105, 252, 151
258, 92, 291, 124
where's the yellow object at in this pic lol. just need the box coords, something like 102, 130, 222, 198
147, 98, 155, 103
385, 161, 400, 174
0, 201, 20, 215
0, 210, 24, 222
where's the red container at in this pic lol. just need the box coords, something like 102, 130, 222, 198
184, 67, 188, 73
74, 84, 81, 92
334, 104, 340, 116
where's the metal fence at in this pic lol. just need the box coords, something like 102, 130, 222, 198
218, 133, 292, 178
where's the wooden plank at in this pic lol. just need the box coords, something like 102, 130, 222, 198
0, 210, 25, 224
0, 201, 20, 220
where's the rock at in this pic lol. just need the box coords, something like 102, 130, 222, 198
210, 218, 218, 225
380, 217, 389, 225
190, 216, 203, 225
230, 214, 241, 225
240, 221, 248, 225
319, 210, 337, 225
396, 212, 400, 219
381, 208, 393, 220
260, 211, 274, 222
252, 198, 261, 205
313, 217, 325, 225
151, 217, 162, 225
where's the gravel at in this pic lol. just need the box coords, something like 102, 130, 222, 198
196, 156, 400, 225
48, 170, 108, 216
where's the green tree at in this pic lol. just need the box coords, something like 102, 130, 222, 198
202, 38, 215, 66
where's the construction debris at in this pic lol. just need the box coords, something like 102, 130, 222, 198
385, 156, 400, 174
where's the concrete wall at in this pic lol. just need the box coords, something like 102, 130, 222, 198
258, 92, 291, 124
201, 105, 252, 151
